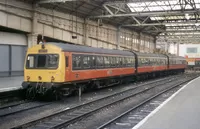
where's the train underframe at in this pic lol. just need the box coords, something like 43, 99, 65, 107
22, 69, 185, 101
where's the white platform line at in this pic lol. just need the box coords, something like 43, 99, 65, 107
0, 87, 21, 92
132, 76, 200, 129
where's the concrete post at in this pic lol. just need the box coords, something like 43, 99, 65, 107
27, 34, 38, 47
144, 35, 146, 52
148, 41, 151, 53
138, 32, 141, 52
177, 42, 180, 56
83, 18, 88, 46
131, 33, 134, 50
116, 26, 121, 49
27, 4, 38, 47
153, 36, 156, 52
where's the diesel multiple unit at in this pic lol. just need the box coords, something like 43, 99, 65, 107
22, 42, 186, 99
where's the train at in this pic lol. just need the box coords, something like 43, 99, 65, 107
22, 42, 187, 100
185, 57, 200, 70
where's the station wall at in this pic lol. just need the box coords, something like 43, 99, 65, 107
0, 31, 27, 77
179, 44, 200, 58
0, 0, 155, 52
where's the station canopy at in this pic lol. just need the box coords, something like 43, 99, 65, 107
26, 0, 200, 44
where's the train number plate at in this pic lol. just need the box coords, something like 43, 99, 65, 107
38, 49, 48, 53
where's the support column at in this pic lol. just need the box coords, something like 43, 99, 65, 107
138, 32, 141, 52
165, 42, 168, 53
131, 33, 134, 50
148, 41, 151, 53
83, 18, 88, 46
27, 34, 38, 48
144, 35, 146, 52
27, 4, 38, 48
116, 26, 121, 49
177, 42, 180, 56
153, 36, 156, 53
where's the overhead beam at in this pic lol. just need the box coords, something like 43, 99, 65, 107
38, 0, 84, 4
104, 0, 171, 5
103, 5, 114, 15
122, 22, 200, 27
158, 37, 200, 39
89, 10, 199, 18
158, 34, 200, 37
106, 5, 126, 13
148, 29, 200, 33
166, 39, 200, 42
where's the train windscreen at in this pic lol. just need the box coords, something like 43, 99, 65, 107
26, 54, 59, 69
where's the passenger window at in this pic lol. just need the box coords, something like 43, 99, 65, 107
124, 57, 127, 67
97, 56, 104, 68
131, 58, 135, 66
91, 56, 96, 68
110, 57, 116, 67
73, 55, 82, 69
83, 56, 91, 69
141, 58, 146, 66
104, 56, 110, 68
127, 58, 131, 67
121, 57, 124, 66
138, 58, 141, 66
119, 57, 123, 67
116, 57, 119, 67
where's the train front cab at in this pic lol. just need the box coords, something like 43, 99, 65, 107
22, 43, 67, 99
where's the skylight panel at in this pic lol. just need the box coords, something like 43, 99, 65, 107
149, 6, 164, 11
161, 5, 171, 10
169, 0, 178, 5
196, 3, 200, 8
149, 2, 157, 6
172, 32, 200, 35
128, 0, 199, 13
132, 7, 145, 12
173, 5, 181, 10
185, 4, 193, 9
155, 1, 170, 6
194, 0, 200, 3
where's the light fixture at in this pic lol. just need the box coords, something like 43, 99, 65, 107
195, 23, 199, 26
185, 13, 190, 20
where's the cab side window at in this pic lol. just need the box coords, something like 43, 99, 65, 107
66, 56, 68, 67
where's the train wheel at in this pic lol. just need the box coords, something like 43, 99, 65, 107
46, 88, 62, 101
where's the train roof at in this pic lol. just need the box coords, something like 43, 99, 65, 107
46, 42, 134, 56
133, 51, 167, 58
166, 54, 185, 59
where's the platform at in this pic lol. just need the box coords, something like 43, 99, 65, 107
133, 76, 200, 129
0, 76, 23, 93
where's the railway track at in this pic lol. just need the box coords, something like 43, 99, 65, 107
0, 89, 25, 109
96, 78, 193, 129
10, 73, 196, 129
0, 89, 22, 101
67, 74, 198, 129
0, 88, 55, 118
0, 100, 30, 110
0, 101, 53, 118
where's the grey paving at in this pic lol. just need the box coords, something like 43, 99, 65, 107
135, 77, 200, 129
0, 76, 23, 92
